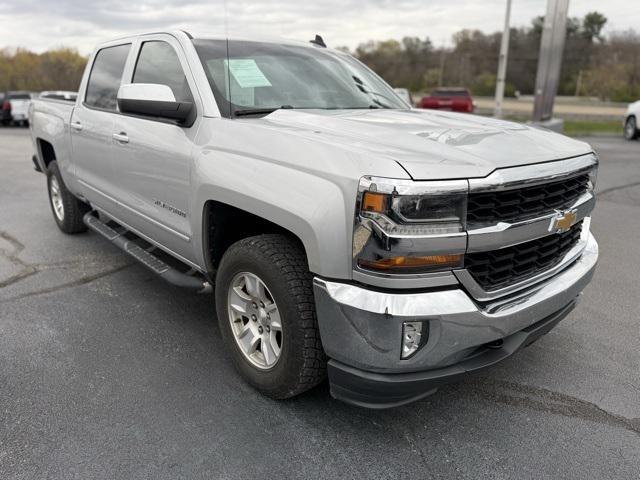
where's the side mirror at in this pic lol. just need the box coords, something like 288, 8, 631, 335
117, 83, 195, 126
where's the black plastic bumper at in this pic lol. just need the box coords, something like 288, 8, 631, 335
328, 300, 576, 409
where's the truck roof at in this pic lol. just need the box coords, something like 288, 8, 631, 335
95, 30, 334, 52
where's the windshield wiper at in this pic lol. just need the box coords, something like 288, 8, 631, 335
351, 75, 397, 109
234, 105, 294, 117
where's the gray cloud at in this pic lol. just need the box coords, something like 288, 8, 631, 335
0, 0, 637, 54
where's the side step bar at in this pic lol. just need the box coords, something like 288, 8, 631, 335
83, 212, 212, 294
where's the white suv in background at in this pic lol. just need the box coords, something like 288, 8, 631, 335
624, 100, 640, 140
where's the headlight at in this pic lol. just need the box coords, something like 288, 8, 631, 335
588, 164, 598, 191
354, 177, 468, 275
361, 191, 466, 235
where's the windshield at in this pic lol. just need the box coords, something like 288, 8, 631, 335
193, 39, 408, 116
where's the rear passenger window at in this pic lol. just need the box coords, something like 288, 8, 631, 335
85, 44, 131, 111
133, 41, 193, 103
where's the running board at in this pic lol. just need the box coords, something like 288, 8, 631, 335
83, 212, 212, 294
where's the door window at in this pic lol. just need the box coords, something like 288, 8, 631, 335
85, 44, 131, 111
133, 41, 193, 103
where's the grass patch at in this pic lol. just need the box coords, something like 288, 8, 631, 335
480, 113, 622, 137
563, 120, 621, 137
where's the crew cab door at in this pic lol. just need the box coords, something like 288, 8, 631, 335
109, 36, 201, 263
70, 43, 131, 213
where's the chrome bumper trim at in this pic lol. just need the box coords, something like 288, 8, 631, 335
313, 233, 597, 373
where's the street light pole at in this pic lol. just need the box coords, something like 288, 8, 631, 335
494, 0, 512, 118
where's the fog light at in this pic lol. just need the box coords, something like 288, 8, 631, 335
402, 321, 427, 359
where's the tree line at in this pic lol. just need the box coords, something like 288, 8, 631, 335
1, 11, 638, 102
0, 48, 86, 92
346, 11, 640, 102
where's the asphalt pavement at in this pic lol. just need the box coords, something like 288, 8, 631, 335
1, 128, 639, 479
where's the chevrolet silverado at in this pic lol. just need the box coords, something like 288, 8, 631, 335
29, 31, 598, 408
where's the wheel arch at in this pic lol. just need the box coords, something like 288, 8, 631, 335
36, 137, 56, 171
201, 200, 314, 278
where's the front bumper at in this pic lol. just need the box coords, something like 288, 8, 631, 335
313, 233, 598, 408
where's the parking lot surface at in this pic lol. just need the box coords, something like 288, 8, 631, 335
1, 128, 639, 479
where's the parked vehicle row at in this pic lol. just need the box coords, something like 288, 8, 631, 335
1, 90, 77, 127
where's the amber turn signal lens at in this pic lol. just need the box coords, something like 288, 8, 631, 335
361, 192, 387, 213
358, 254, 462, 272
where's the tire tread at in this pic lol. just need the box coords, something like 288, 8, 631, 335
219, 234, 326, 398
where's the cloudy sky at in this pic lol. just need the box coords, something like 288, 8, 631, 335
0, 0, 637, 54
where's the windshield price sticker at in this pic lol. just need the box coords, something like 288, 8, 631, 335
226, 59, 272, 88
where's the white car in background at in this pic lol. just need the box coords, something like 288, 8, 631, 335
2, 91, 32, 126
624, 100, 640, 140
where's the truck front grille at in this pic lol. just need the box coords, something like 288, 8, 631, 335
467, 173, 590, 225
464, 222, 583, 291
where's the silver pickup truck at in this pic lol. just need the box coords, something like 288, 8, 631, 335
29, 31, 598, 408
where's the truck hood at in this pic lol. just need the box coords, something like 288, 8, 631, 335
258, 109, 593, 179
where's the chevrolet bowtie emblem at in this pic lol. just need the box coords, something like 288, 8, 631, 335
550, 209, 578, 233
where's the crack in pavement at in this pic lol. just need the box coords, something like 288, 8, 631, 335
468, 378, 640, 437
0, 263, 131, 304
0, 230, 132, 302
0, 231, 38, 288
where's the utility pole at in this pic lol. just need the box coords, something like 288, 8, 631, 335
438, 47, 446, 87
533, 0, 570, 123
494, 0, 512, 118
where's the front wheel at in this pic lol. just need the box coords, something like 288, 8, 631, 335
215, 234, 326, 399
624, 116, 639, 140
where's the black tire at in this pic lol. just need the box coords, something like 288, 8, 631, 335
46, 160, 91, 234
215, 234, 326, 399
624, 116, 639, 140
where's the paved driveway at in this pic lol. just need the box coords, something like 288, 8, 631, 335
1, 128, 638, 479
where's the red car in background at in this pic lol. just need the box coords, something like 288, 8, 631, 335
417, 88, 474, 113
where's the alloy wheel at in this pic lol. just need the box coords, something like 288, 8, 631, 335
227, 272, 283, 369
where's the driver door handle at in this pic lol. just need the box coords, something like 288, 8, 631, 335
112, 132, 129, 144
70, 121, 83, 132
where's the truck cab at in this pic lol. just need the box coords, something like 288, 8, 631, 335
30, 31, 598, 408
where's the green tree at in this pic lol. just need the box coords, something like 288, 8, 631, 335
582, 12, 607, 43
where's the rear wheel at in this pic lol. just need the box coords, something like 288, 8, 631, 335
215, 234, 326, 399
46, 161, 90, 234
624, 116, 639, 140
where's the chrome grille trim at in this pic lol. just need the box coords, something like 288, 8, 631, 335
466, 191, 594, 253
468, 153, 597, 193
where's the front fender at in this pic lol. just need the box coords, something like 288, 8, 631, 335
191, 150, 354, 279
